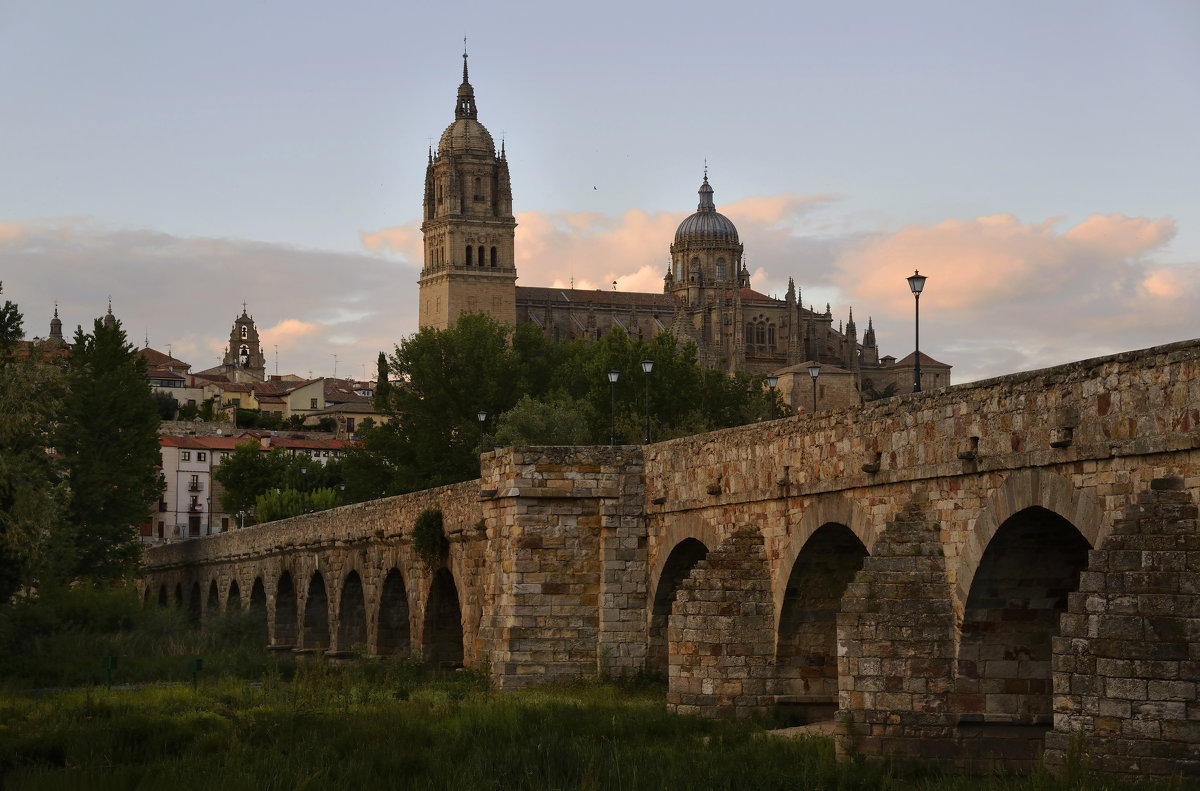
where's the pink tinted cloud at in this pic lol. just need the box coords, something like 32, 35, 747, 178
836, 213, 1178, 316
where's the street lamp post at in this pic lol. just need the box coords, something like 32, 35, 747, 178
640, 359, 654, 444
766, 374, 779, 419
607, 369, 620, 445
808, 363, 821, 413
907, 270, 927, 393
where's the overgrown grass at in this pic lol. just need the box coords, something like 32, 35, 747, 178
0, 587, 1184, 790
0, 669, 1169, 791
0, 585, 292, 689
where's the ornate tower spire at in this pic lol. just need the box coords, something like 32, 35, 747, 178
49, 303, 64, 345
456, 44, 477, 120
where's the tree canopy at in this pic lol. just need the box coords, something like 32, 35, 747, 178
56, 317, 165, 583
352, 312, 782, 497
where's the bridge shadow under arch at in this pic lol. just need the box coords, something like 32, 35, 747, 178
249, 577, 268, 645
956, 505, 1089, 730
227, 579, 241, 613
273, 571, 297, 648
206, 580, 220, 622
775, 522, 868, 716
423, 568, 463, 669
302, 571, 330, 651
377, 568, 411, 656
337, 570, 367, 653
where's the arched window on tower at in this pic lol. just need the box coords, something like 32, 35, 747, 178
755, 324, 765, 345
240, 325, 248, 340
716, 258, 726, 281
437, 184, 443, 206
490, 247, 497, 267
473, 177, 483, 201
465, 246, 473, 266
745, 323, 753, 344
239, 344, 249, 367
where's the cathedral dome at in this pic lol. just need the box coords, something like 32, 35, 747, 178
674, 174, 739, 244
438, 117, 495, 155
436, 51, 495, 156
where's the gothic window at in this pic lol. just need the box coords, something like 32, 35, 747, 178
465, 246, 473, 266
716, 259, 726, 281
755, 324, 765, 345
240, 325, 248, 340
437, 184, 443, 205
490, 246, 497, 266
745, 324, 753, 344
674, 259, 681, 279
768, 326, 776, 347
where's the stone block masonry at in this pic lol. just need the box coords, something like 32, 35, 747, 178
1044, 477, 1200, 780
144, 337, 1200, 779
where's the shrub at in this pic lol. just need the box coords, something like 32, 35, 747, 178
411, 508, 447, 569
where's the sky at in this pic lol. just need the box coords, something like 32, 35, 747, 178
1, 0, 1197, 384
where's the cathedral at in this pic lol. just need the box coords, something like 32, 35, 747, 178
416, 53, 949, 408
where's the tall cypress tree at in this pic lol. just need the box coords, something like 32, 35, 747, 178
57, 316, 164, 583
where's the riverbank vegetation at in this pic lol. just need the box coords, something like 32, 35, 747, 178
0, 585, 1173, 790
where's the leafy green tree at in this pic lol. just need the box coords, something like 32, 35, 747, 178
254, 486, 340, 523
0, 282, 22, 360
0, 288, 68, 596
373, 351, 390, 408
341, 316, 795, 497
213, 441, 286, 519
378, 312, 524, 491
152, 391, 179, 420
492, 395, 594, 446
56, 316, 164, 584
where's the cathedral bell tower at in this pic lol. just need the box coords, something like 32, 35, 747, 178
418, 50, 517, 330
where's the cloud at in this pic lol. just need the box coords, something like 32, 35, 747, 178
1, 218, 416, 381
833, 213, 1194, 381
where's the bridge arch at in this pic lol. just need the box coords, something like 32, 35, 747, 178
206, 580, 220, 621
248, 577, 268, 644
774, 521, 868, 712
958, 468, 1102, 610
377, 568, 411, 655
647, 511, 722, 616
771, 494, 877, 631
302, 571, 331, 650
227, 579, 241, 612
647, 537, 710, 677
337, 570, 368, 653
188, 581, 202, 626
956, 504, 1091, 727
423, 567, 463, 669
273, 571, 298, 648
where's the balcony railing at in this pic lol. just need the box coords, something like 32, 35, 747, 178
188, 482, 203, 492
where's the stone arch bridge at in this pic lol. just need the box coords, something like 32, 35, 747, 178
144, 339, 1200, 778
